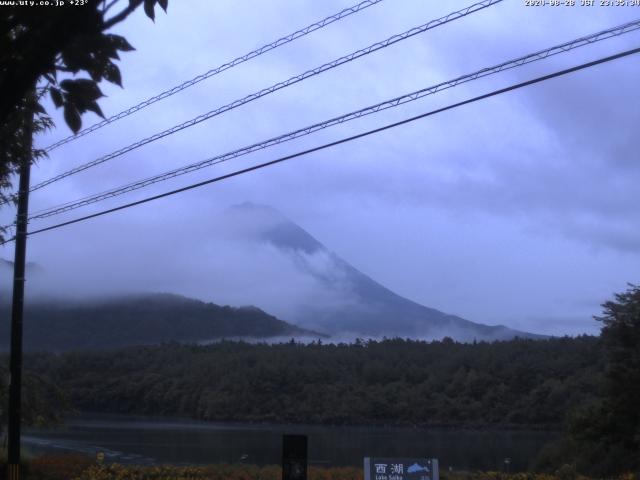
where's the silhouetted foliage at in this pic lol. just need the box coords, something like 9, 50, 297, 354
0, 361, 69, 438
0, 0, 168, 237
538, 284, 640, 476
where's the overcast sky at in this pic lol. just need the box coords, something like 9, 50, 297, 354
2, 0, 639, 336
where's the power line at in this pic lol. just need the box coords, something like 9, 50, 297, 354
16, 46, 639, 242
26, 18, 640, 221
1, 236, 16, 246
27, 0, 503, 194
43, 0, 385, 153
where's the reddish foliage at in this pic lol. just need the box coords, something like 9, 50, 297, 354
26, 454, 94, 480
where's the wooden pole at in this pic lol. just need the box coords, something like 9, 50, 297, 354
7, 104, 33, 480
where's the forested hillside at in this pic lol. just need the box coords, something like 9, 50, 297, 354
0, 293, 319, 351
24, 336, 602, 428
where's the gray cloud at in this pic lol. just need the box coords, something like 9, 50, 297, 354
2, 0, 638, 337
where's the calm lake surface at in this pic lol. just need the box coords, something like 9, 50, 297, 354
24, 414, 558, 471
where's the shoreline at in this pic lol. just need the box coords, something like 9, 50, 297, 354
54, 411, 563, 433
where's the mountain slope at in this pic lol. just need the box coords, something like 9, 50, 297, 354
225, 203, 541, 341
0, 292, 321, 351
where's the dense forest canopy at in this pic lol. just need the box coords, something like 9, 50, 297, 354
19, 336, 603, 429
1, 285, 637, 476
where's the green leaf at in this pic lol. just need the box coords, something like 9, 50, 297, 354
102, 41, 121, 60
33, 102, 47, 115
59, 79, 76, 92
60, 79, 103, 102
61, 44, 92, 74
50, 88, 63, 108
144, 0, 155, 21
103, 63, 122, 87
63, 104, 81, 133
87, 64, 103, 82
85, 100, 105, 119
107, 34, 135, 52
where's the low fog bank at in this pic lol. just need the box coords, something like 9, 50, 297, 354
0, 213, 350, 317
1, 205, 368, 328
198, 330, 558, 347
0, 204, 568, 340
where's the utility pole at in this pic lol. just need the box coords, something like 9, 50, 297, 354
7, 104, 33, 480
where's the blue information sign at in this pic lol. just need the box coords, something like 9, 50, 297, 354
364, 457, 439, 480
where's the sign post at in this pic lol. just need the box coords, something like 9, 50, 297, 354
282, 434, 307, 480
364, 458, 439, 480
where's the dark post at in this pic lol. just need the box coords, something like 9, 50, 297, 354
7, 108, 33, 480
282, 434, 308, 480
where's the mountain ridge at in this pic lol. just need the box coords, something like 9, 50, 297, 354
229, 202, 543, 341
0, 203, 543, 347
0, 291, 323, 352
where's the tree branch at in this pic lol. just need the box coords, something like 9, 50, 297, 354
103, 0, 143, 30
102, 0, 121, 15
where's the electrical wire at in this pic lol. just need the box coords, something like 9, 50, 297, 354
43, 0, 385, 153
9, 45, 637, 243
26, 0, 503, 194
26, 18, 640, 221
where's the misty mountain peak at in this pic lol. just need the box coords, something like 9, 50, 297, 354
224, 203, 324, 254
228, 202, 285, 220
220, 203, 541, 341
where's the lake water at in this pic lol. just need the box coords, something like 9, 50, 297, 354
24, 414, 558, 472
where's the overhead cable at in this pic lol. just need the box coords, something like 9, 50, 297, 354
27, 18, 640, 221
13, 46, 638, 241
43, 0, 385, 153
27, 0, 503, 194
